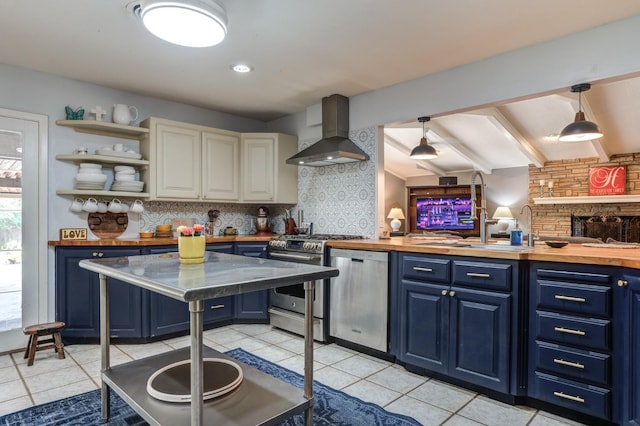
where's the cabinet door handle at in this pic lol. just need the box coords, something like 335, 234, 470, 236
92, 252, 104, 257
554, 295, 586, 303
413, 267, 433, 272
553, 358, 585, 369
210, 304, 225, 310
618, 280, 629, 287
466, 272, 491, 278
553, 391, 585, 404
441, 290, 447, 296
449, 290, 456, 297
554, 326, 586, 336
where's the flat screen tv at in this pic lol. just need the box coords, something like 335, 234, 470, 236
415, 196, 474, 231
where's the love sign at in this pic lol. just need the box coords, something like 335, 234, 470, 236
60, 228, 88, 240
589, 166, 626, 196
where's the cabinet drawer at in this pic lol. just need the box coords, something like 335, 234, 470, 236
536, 311, 611, 351
402, 256, 450, 283
536, 268, 611, 285
452, 260, 511, 291
537, 281, 611, 317
535, 341, 611, 386
532, 372, 610, 420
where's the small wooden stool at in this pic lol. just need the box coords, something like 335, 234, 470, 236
23, 321, 66, 366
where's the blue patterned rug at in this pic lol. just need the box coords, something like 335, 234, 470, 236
0, 348, 421, 425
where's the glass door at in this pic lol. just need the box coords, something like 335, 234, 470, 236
0, 111, 47, 353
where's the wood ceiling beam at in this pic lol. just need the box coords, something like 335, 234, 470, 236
425, 122, 493, 174
470, 107, 547, 168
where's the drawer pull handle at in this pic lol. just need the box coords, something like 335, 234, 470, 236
553, 391, 585, 404
466, 272, 491, 278
554, 326, 586, 336
413, 267, 433, 272
441, 290, 448, 296
553, 358, 585, 369
210, 304, 225, 310
554, 295, 586, 303
618, 280, 628, 287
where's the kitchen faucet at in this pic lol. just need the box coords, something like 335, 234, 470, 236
470, 171, 496, 244
520, 204, 534, 247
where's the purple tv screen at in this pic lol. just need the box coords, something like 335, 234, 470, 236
416, 197, 474, 230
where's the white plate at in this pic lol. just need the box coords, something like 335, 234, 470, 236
114, 165, 136, 173
75, 174, 107, 183
96, 149, 142, 159
79, 163, 102, 169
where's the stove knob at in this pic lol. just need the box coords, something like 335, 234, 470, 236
302, 242, 312, 251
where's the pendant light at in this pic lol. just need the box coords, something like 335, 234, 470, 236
558, 83, 603, 142
410, 116, 438, 160
137, 0, 228, 48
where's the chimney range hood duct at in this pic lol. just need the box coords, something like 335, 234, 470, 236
286, 94, 370, 167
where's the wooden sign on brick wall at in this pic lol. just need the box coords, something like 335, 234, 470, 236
589, 166, 626, 195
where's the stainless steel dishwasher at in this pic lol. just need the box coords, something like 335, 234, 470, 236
329, 248, 389, 352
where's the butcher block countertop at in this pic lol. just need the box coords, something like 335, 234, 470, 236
49, 235, 640, 269
48, 235, 274, 247
326, 237, 640, 269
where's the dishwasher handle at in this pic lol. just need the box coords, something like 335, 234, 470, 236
351, 258, 364, 263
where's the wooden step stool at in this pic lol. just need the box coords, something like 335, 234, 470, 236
23, 321, 66, 366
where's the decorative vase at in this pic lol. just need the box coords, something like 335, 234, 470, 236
178, 235, 205, 264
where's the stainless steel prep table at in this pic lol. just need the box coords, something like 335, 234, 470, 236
79, 251, 339, 426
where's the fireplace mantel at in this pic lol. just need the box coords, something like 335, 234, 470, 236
533, 195, 640, 205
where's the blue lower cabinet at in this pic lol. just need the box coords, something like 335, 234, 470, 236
395, 253, 520, 396
234, 242, 269, 321
619, 271, 640, 426
55, 247, 143, 339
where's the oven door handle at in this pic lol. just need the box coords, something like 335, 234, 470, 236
269, 252, 322, 263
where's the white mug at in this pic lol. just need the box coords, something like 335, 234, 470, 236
82, 197, 98, 213
120, 202, 130, 213
97, 200, 108, 213
130, 199, 144, 214
113, 143, 124, 152
107, 199, 122, 213
112, 104, 139, 125
70, 197, 84, 213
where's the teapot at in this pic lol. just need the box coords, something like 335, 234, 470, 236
112, 104, 139, 125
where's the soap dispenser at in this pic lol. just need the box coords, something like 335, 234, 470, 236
510, 220, 523, 246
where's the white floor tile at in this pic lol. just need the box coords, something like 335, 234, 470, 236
530, 411, 587, 426
442, 414, 486, 426
457, 395, 536, 426
30, 379, 97, 405
331, 354, 387, 378
386, 395, 453, 426
408, 379, 476, 412
0, 354, 15, 369
313, 365, 360, 390
274, 355, 324, 375
249, 345, 295, 363
116, 341, 172, 360
255, 329, 296, 345
15, 353, 75, 378
229, 323, 273, 336
221, 337, 269, 352
0, 396, 33, 416
342, 379, 401, 407
0, 378, 28, 402
313, 344, 355, 365
23, 365, 90, 394
0, 365, 20, 385
203, 328, 247, 345
367, 365, 426, 394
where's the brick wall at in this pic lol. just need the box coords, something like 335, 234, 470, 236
528, 153, 640, 236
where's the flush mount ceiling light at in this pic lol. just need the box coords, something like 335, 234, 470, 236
231, 64, 253, 73
410, 116, 438, 160
558, 83, 603, 142
137, 0, 227, 48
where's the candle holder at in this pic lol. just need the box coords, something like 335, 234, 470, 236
548, 187, 554, 197
539, 184, 545, 198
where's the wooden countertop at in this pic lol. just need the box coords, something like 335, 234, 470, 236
326, 237, 640, 269
49, 234, 640, 269
48, 235, 274, 247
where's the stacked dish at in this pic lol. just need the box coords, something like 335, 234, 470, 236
75, 163, 107, 190
111, 165, 144, 192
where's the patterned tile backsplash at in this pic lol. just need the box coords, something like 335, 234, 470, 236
138, 126, 377, 238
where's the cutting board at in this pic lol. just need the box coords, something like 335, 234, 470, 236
88, 212, 128, 238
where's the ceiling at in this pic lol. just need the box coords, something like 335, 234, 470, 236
2, 1, 640, 183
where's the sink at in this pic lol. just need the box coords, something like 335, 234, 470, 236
410, 242, 471, 248
410, 242, 532, 251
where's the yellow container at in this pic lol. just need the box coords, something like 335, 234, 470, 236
178, 235, 205, 264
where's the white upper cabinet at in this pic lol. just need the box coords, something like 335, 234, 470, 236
241, 133, 298, 203
141, 118, 297, 204
202, 130, 240, 201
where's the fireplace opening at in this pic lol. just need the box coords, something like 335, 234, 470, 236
572, 214, 640, 243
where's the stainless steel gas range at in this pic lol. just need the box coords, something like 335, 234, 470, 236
267, 234, 363, 342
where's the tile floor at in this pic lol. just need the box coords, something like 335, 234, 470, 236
0, 323, 586, 426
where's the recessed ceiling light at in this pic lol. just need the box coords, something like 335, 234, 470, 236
231, 64, 253, 73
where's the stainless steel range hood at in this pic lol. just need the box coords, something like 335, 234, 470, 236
286, 94, 370, 167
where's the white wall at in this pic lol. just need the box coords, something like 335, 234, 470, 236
0, 63, 267, 240
268, 15, 640, 235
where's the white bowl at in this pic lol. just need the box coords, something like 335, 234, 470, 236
75, 173, 107, 183
115, 173, 135, 181
114, 165, 135, 173
79, 163, 102, 169
77, 167, 103, 174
